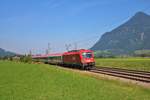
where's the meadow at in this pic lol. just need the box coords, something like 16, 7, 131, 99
95, 58, 150, 71
0, 61, 150, 100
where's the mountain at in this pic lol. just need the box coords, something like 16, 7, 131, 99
91, 12, 150, 55
0, 48, 16, 57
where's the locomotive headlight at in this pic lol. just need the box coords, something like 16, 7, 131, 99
86, 59, 91, 62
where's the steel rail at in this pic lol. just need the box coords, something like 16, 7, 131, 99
94, 66, 150, 75
89, 67, 150, 83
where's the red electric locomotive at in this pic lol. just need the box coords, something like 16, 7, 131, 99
63, 49, 95, 69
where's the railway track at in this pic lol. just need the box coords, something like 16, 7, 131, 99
89, 67, 150, 83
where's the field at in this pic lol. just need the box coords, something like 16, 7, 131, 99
95, 58, 150, 71
0, 61, 150, 100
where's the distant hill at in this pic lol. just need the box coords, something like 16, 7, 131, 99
0, 48, 16, 57
91, 12, 150, 55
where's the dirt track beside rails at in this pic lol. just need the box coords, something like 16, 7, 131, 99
57, 66, 150, 89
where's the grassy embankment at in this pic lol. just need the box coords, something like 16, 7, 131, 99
96, 58, 150, 71
0, 61, 150, 100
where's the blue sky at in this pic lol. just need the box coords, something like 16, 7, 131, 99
0, 0, 150, 54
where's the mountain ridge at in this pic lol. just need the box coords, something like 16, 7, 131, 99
0, 48, 16, 57
91, 12, 150, 55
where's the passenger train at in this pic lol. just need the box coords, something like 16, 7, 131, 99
32, 49, 95, 69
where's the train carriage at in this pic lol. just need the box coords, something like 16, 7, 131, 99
32, 55, 49, 63
32, 53, 63, 64
47, 53, 63, 65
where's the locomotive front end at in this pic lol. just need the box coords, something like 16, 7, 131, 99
81, 50, 95, 69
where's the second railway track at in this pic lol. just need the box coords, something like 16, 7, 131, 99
89, 67, 150, 83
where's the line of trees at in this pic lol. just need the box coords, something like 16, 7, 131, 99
94, 50, 115, 58
134, 50, 150, 57
1, 50, 150, 62
0, 55, 32, 63
94, 50, 150, 58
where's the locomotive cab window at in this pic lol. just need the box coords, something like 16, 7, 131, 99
82, 52, 92, 58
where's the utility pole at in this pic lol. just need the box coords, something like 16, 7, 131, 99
29, 49, 32, 55
46, 43, 51, 54
48, 43, 51, 53
45, 49, 49, 54
74, 42, 77, 50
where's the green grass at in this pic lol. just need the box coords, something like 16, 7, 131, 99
96, 58, 150, 71
0, 61, 150, 100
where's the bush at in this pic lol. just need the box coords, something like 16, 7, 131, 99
20, 55, 32, 63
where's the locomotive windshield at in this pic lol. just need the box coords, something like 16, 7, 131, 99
82, 52, 92, 58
